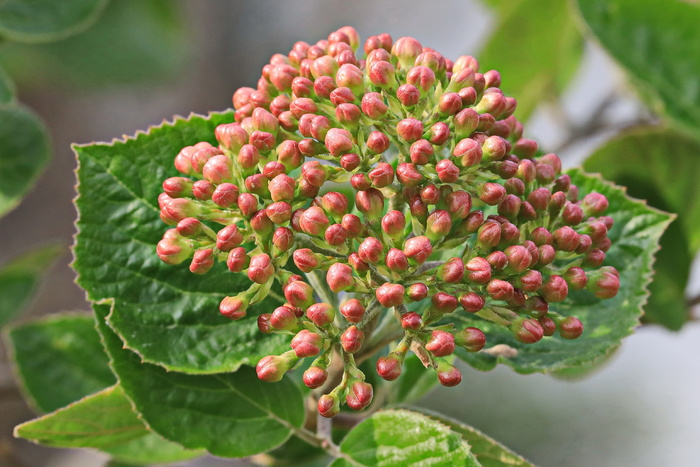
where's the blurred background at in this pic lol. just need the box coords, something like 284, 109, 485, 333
1, 1, 698, 466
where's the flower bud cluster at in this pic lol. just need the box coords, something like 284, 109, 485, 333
156, 27, 620, 417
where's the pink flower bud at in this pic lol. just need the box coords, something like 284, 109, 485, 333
368, 162, 395, 188
581, 193, 609, 216
475, 90, 506, 116
210, 183, 238, 208
425, 210, 452, 240
512, 318, 544, 344
324, 224, 348, 246
425, 330, 456, 357
336, 64, 364, 96
335, 103, 361, 128
381, 211, 406, 238
455, 327, 486, 352
478, 183, 506, 206
355, 188, 385, 220
330, 86, 356, 106
429, 122, 451, 145
376, 283, 405, 308
325, 128, 354, 157
200, 154, 232, 184
192, 180, 215, 201
291, 329, 324, 358
326, 263, 354, 293
346, 381, 373, 411
249, 131, 276, 153
401, 312, 422, 330
348, 252, 369, 273
368, 60, 397, 88
384, 248, 408, 272
486, 279, 514, 301
458, 292, 484, 313
162, 177, 193, 198
564, 267, 588, 290
264, 201, 292, 224
437, 361, 462, 387
435, 159, 460, 183
548, 191, 567, 216
403, 236, 433, 264
216, 123, 248, 153
485, 250, 507, 271
396, 163, 424, 187
270, 305, 299, 331
307, 303, 336, 327
338, 214, 361, 238
409, 139, 434, 165
430, 292, 458, 315
293, 248, 321, 272
176, 218, 202, 237
190, 248, 215, 275
397, 84, 421, 107
504, 245, 532, 273
542, 275, 568, 303
438, 92, 463, 116
396, 118, 424, 143
361, 92, 388, 119
299, 206, 330, 236
226, 247, 249, 272
313, 76, 336, 99
318, 393, 341, 418
577, 234, 593, 254
530, 227, 553, 246
553, 226, 580, 252
559, 316, 584, 339
216, 224, 243, 252
419, 184, 440, 205
588, 269, 620, 299
250, 210, 273, 235
407, 282, 429, 302
268, 174, 296, 202
256, 353, 297, 383
303, 366, 328, 389
220, 295, 249, 320
358, 237, 384, 264
245, 174, 269, 197
435, 257, 464, 283
465, 257, 492, 284
248, 253, 274, 284
290, 97, 318, 119
453, 108, 479, 139
341, 325, 365, 353
376, 354, 403, 381
527, 187, 550, 212
272, 227, 294, 253
277, 140, 304, 171
284, 280, 314, 309
257, 313, 273, 334
271, 96, 291, 117
476, 220, 501, 249
406, 65, 436, 94
518, 270, 543, 293
366, 130, 391, 154
340, 153, 361, 171
237, 193, 258, 218
340, 299, 365, 323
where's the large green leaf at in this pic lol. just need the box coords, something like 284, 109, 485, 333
575, 0, 700, 140
0, 66, 16, 104
73, 110, 287, 374
15, 385, 147, 448
94, 302, 306, 458
0, 0, 188, 87
416, 410, 534, 467
330, 409, 479, 467
100, 431, 203, 465
478, 0, 583, 120
0, 0, 108, 43
449, 170, 673, 373
584, 127, 700, 329
6, 312, 115, 412
0, 244, 62, 326
0, 104, 51, 217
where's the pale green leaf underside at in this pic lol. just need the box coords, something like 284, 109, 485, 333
0, 104, 51, 218
331, 409, 479, 467
584, 127, 700, 329
449, 169, 673, 373
73, 111, 287, 374
575, 0, 700, 141
0, 243, 62, 327
94, 302, 305, 458
0, 0, 109, 43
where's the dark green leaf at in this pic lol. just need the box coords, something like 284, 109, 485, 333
575, 0, 700, 140
415, 410, 535, 467
0, 66, 16, 103
583, 127, 700, 329
330, 409, 478, 466
6, 312, 114, 412
0, 244, 62, 326
94, 302, 306, 458
449, 170, 673, 373
0, 104, 51, 217
0, 0, 189, 87
479, 0, 583, 120
14, 385, 147, 448
0, 0, 108, 43
73, 111, 287, 373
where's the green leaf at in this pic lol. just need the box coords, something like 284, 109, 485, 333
6, 312, 115, 412
15, 385, 147, 448
583, 127, 700, 329
330, 409, 478, 467
72, 110, 287, 373
94, 302, 306, 458
0, 66, 16, 104
478, 0, 583, 120
100, 431, 203, 465
387, 353, 441, 404
449, 170, 673, 373
0, 103, 51, 218
0, 0, 108, 43
575, 0, 700, 140
415, 410, 535, 467
0, 0, 189, 88
0, 244, 62, 326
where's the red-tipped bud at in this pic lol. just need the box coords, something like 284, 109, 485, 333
435, 159, 459, 183
324, 224, 348, 246
426, 330, 455, 357
268, 174, 295, 202
537, 244, 556, 267
587, 268, 620, 299
401, 312, 422, 330
340, 299, 365, 323
409, 139, 434, 165
583, 249, 606, 268
542, 275, 568, 303
250, 210, 273, 235
361, 92, 388, 119
237, 193, 258, 218
429, 122, 450, 145
303, 367, 328, 389
559, 316, 584, 339
272, 227, 294, 253
368, 60, 397, 88
341, 325, 365, 353
498, 194, 521, 221
528, 187, 551, 212
307, 303, 335, 327
330, 87, 356, 106
530, 227, 553, 246
248, 253, 274, 284
355, 188, 384, 220
481, 136, 507, 162
220, 295, 249, 320
381, 211, 406, 238
453, 137, 482, 167
368, 162, 394, 188
512, 318, 544, 344
377, 354, 403, 381
459, 292, 485, 313
318, 393, 340, 418
162, 177, 193, 198
366, 130, 390, 155
284, 280, 314, 309
336, 64, 364, 95
340, 153, 361, 171
430, 292, 458, 315
403, 236, 433, 264
226, 247, 249, 272
357, 237, 383, 264
425, 210, 452, 240
386, 248, 409, 272
406, 65, 436, 94
436, 361, 462, 387
437, 257, 465, 283
299, 206, 330, 236
291, 330, 324, 358
581, 193, 609, 216
553, 226, 580, 252
348, 253, 369, 273
176, 217, 202, 238
216, 224, 243, 252
407, 282, 429, 302
476, 221, 501, 249
265, 201, 292, 224
216, 123, 248, 153
376, 283, 405, 308
564, 267, 588, 290
397, 84, 421, 107
420, 184, 440, 205
346, 381, 373, 411
192, 180, 215, 201
445, 191, 472, 220
455, 327, 486, 352
504, 245, 532, 273
518, 270, 543, 293
486, 279, 514, 301
293, 248, 321, 273
478, 183, 506, 206
190, 249, 215, 275
396, 118, 424, 143
277, 140, 303, 171
210, 183, 238, 208
341, 214, 363, 238
396, 163, 424, 187
326, 263, 355, 293
256, 353, 298, 383
438, 92, 463, 116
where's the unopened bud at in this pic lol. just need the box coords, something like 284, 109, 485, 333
376, 283, 405, 308
307, 303, 336, 327
436, 360, 462, 387
291, 329, 324, 357
425, 330, 455, 357
512, 318, 544, 344
455, 327, 486, 352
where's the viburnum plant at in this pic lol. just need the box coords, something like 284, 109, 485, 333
11, 26, 672, 466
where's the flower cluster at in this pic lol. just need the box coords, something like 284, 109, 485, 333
156, 26, 620, 417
